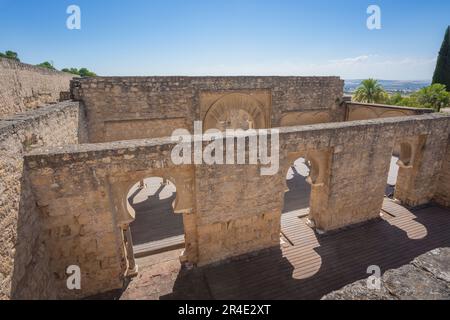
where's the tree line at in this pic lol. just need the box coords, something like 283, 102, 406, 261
0, 50, 96, 77
353, 26, 450, 112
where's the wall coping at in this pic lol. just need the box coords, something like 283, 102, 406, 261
25, 113, 450, 168
0, 101, 80, 137
0, 57, 78, 78
71, 76, 343, 83
346, 101, 434, 113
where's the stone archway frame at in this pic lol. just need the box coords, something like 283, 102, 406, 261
394, 135, 427, 170
285, 149, 331, 187
392, 135, 428, 206
397, 142, 414, 169
202, 92, 271, 131
107, 166, 196, 273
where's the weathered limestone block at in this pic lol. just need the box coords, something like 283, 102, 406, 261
323, 248, 450, 300
395, 131, 450, 207
71, 76, 344, 142
433, 139, 450, 207
412, 248, 450, 283
23, 108, 450, 299
0, 58, 76, 117
0, 102, 84, 300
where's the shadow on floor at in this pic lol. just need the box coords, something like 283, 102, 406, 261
283, 166, 311, 214
161, 205, 450, 300
129, 167, 311, 248
129, 184, 184, 246
385, 184, 395, 198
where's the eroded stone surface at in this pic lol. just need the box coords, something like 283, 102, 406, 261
323, 248, 450, 300
0, 102, 84, 300
412, 248, 450, 283
1, 73, 450, 300
0, 58, 75, 117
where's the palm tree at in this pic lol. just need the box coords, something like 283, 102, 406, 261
353, 79, 387, 103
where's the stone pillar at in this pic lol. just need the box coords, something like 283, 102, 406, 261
394, 135, 442, 207
180, 211, 198, 265
433, 139, 450, 207
123, 227, 138, 277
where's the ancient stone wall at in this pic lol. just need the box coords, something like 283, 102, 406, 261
24, 113, 450, 298
0, 101, 85, 300
0, 58, 76, 118
194, 162, 284, 265
71, 76, 344, 142
282, 114, 450, 228
345, 102, 432, 121
26, 139, 191, 298
434, 137, 450, 207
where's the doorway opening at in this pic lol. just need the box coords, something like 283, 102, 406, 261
283, 158, 311, 217
386, 155, 400, 198
127, 177, 184, 258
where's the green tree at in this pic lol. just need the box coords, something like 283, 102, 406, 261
411, 83, 450, 112
62, 68, 79, 75
0, 50, 20, 61
78, 68, 97, 77
432, 26, 450, 92
37, 61, 55, 70
388, 93, 403, 105
353, 79, 388, 103
61, 67, 97, 77
385, 93, 417, 108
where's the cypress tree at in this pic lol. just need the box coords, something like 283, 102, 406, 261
432, 26, 450, 91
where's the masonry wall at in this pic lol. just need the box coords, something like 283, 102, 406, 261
281, 115, 450, 229
71, 76, 344, 142
434, 137, 450, 207
194, 162, 284, 265
0, 102, 84, 300
24, 113, 450, 298
25, 139, 190, 298
346, 102, 432, 121
0, 58, 75, 118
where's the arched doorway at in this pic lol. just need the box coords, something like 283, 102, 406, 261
280, 157, 314, 248
386, 142, 413, 199
127, 177, 185, 257
386, 155, 400, 198
283, 158, 311, 216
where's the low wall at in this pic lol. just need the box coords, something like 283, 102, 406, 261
345, 102, 433, 121
0, 58, 76, 117
0, 101, 85, 300
24, 113, 450, 298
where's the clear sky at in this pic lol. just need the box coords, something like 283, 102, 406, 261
0, 0, 448, 79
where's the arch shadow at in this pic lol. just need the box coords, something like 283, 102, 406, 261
128, 178, 183, 246
283, 163, 311, 214
160, 205, 450, 300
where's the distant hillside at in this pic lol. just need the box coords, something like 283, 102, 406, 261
344, 80, 431, 95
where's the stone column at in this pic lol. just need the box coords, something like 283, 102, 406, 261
123, 227, 138, 277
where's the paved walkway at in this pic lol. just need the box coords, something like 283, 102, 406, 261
119, 200, 450, 300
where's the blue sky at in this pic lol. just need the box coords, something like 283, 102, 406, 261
0, 0, 448, 79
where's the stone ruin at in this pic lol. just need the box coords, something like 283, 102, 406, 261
0, 58, 449, 299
